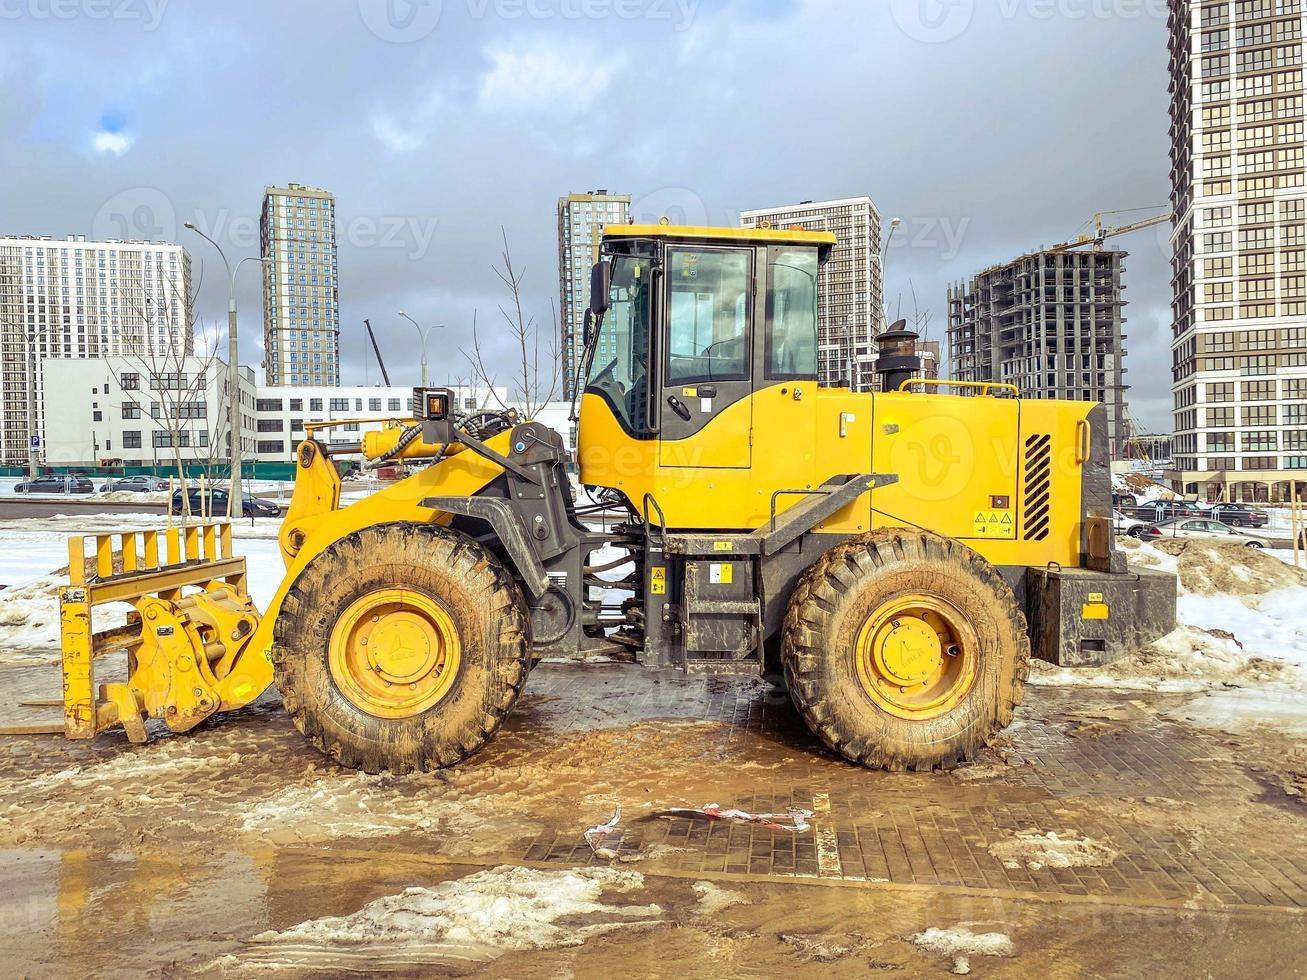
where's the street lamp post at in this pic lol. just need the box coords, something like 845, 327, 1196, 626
876, 217, 903, 335
397, 311, 445, 388
184, 223, 265, 514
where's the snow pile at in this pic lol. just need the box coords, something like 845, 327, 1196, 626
1161, 539, 1307, 598
243, 866, 662, 967
1113, 471, 1172, 502
909, 925, 1014, 975
987, 831, 1118, 872
0, 575, 65, 656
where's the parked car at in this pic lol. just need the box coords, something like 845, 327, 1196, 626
98, 475, 170, 493
169, 487, 281, 518
1112, 510, 1152, 538
1111, 491, 1138, 509
1151, 517, 1265, 548
1205, 503, 1270, 528
13, 475, 94, 495
1126, 499, 1203, 523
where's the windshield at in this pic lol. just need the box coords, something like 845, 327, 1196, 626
585, 254, 652, 432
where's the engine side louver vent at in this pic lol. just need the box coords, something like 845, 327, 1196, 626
1023, 433, 1052, 541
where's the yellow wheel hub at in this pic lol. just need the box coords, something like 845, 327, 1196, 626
328, 589, 460, 719
855, 595, 976, 720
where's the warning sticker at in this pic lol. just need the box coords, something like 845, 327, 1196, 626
713, 541, 732, 552
651, 567, 667, 595
709, 563, 733, 585
972, 510, 1016, 539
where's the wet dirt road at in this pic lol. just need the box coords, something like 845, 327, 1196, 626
0, 661, 1304, 977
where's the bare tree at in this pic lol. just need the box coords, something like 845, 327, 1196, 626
109, 275, 228, 516
464, 227, 561, 419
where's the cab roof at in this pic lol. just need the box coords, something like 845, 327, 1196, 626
604, 223, 837, 248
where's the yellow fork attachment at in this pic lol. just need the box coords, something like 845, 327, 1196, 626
60, 522, 261, 743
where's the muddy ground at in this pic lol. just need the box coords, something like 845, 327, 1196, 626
0, 661, 1304, 978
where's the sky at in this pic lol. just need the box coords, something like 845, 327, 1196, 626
0, 0, 1176, 430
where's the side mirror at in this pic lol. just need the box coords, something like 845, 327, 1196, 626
589, 259, 612, 318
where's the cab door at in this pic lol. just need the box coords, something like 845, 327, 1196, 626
658, 245, 753, 469
752, 244, 820, 493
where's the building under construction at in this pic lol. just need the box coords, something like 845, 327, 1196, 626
948, 248, 1131, 454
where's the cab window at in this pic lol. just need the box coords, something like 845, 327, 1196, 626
666, 248, 750, 384
585, 254, 653, 433
765, 246, 818, 379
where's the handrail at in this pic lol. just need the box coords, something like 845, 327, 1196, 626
898, 379, 1021, 398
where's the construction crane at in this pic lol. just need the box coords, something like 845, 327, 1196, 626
1047, 208, 1172, 254
363, 318, 392, 386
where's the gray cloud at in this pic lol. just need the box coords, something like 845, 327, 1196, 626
0, 0, 1173, 430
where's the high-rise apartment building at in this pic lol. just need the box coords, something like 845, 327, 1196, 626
1167, 1, 1307, 502
558, 189, 631, 399
948, 249, 1131, 454
260, 183, 340, 387
741, 197, 883, 391
0, 234, 191, 466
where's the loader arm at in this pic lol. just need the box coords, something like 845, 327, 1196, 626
211, 432, 513, 712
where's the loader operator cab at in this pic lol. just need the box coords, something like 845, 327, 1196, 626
578, 225, 832, 519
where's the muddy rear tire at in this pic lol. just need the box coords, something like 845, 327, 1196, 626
781, 529, 1029, 771
272, 522, 530, 774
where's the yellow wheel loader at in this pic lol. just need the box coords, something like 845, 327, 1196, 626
50, 224, 1176, 773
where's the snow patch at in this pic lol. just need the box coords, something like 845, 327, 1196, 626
243, 866, 662, 967
987, 830, 1117, 871
909, 925, 1015, 975
691, 881, 749, 915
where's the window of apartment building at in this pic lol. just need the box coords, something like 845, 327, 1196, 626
290, 419, 304, 433
289, 398, 303, 411
1288, 456, 1307, 469
1241, 353, 1278, 373
1203, 79, 1231, 102
1285, 404, 1307, 426
150, 372, 186, 391
1210, 457, 1237, 471
1208, 406, 1237, 426
1203, 232, 1233, 252
1204, 129, 1233, 153
257, 440, 285, 455
1207, 431, 1236, 452
344, 422, 360, 433
1244, 405, 1278, 426
122, 431, 141, 449
1205, 331, 1237, 353
368, 398, 381, 412
1205, 281, 1234, 303
1202, 3, 1228, 26
1242, 380, 1277, 401
1203, 54, 1230, 77
1243, 456, 1278, 471
121, 402, 140, 419
387, 398, 402, 412
353, 399, 363, 411
1242, 253, 1275, 277
1286, 378, 1307, 400
177, 401, 206, 419
1240, 227, 1275, 249
149, 401, 161, 419
120, 372, 139, 391
1205, 306, 1235, 321
1286, 431, 1307, 450
327, 398, 347, 412
256, 398, 283, 412
1241, 303, 1276, 319
310, 398, 323, 411
1205, 257, 1233, 277
257, 419, 283, 432
1204, 28, 1230, 52
1243, 431, 1279, 452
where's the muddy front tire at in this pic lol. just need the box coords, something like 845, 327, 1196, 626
781, 529, 1029, 771
273, 522, 530, 774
